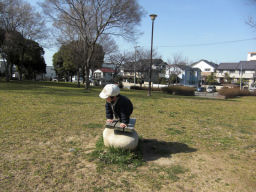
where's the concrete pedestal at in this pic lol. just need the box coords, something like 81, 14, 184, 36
103, 128, 139, 150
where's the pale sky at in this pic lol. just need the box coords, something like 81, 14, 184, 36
32, 0, 256, 66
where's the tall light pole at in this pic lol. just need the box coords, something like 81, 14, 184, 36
148, 14, 157, 96
134, 46, 140, 85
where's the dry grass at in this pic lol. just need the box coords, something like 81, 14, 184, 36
0, 81, 255, 192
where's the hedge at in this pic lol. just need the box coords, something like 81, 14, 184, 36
161, 86, 195, 96
130, 86, 161, 91
218, 87, 256, 99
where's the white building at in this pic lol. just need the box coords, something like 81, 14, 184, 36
93, 67, 115, 85
191, 60, 218, 84
216, 61, 256, 87
191, 60, 218, 73
247, 52, 256, 61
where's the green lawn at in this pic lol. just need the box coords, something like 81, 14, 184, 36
0, 81, 255, 192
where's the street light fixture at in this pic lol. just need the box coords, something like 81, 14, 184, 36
148, 14, 157, 96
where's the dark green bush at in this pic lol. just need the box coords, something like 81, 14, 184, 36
161, 86, 195, 96
218, 87, 255, 99
130, 85, 145, 90
161, 87, 172, 94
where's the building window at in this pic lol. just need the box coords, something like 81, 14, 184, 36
205, 68, 211, 71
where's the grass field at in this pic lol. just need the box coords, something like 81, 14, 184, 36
0, 81, 255, 192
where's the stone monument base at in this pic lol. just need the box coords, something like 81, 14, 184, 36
103, 128, 139, 150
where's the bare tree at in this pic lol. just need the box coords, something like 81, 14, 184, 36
0, 0, 47, 41
41, 0, 144, 89
0, 0, 48, 81
98, 35, 118, 56
246, 0, 256, 29
108, 52, 129, 78
167, 53, 190, 85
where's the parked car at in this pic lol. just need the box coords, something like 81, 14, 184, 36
52, 78, 58, 82
197, 87, 205, 92
206, 85, 216, 93
249, 86, 256, 92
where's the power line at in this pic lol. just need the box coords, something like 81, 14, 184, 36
159, 38, 256, 48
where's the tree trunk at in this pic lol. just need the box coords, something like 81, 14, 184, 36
17, 66, 23, 80
85, 67, 90, 89
84, 46, 95, 89
5, 61, 10, 82
82, 66, 85, 84
19, 47, 25, 81
77, 70, 80, 87
10, 64, 13, 80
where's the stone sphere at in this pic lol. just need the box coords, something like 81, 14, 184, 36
103, 128, 139, 150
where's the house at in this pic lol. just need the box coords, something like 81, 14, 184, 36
247, 52, 256, 61
93, 67, 115, 85
191, 60, 218, 84
216, 61, 256, 87
165, 64, 201, 87
121, 59, 168, 83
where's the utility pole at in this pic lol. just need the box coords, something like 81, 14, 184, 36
134, 46, 140, 85
240, 62, 243, 90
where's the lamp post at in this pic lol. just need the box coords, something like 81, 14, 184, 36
134, 46, 140, 85
148, 14, 157, 96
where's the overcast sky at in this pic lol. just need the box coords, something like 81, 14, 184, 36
33, 0, 256, 66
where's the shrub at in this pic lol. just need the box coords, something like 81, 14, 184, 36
161, 86, 195, 96
218, 87, 255, 99
130, 85, 145, 90
130, 86, 161, 91
161, 87, 173, 94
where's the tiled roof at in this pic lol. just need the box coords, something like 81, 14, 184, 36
191, 59, 218, 68
217, 63, 239, 70
239, 61, 256, 70
217, 61, 256, 70
100, 68, 115, 73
